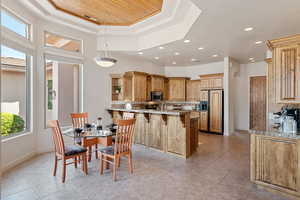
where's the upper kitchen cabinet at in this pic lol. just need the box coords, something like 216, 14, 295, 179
123, 71, 148, 101
186, 80, 201, 101
147, 74, 166, 100
199, 73, 224, 90
111, 74, 123, 101
167, 77, 190, 101
267, 34, 300, 104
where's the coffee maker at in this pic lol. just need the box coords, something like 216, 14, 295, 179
282, 108, 300, 133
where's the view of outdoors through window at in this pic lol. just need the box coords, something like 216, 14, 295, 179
45, 32, 82, 53
1, 9, 29, 38
1, 45, 28, 138
45, 59, 80, 127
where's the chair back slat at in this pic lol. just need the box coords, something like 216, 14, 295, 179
71, 113, 88, 128
48, 120, 65, 155
123, 112, 134, 120
114, 119, 136, 154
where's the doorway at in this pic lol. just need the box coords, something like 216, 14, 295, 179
45, 59, 81, 127
250, 76, 267, 131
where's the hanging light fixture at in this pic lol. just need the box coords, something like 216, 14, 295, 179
94, 27, 117, 67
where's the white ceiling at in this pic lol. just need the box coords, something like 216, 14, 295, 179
20, 0, 300, 66
133, 0, 300, 66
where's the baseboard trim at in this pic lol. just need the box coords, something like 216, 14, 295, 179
1, 152, 37, 173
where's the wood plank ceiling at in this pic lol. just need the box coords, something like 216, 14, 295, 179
48, 0, 163, 26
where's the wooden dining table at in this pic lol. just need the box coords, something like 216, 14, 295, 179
63, 128, 115, 169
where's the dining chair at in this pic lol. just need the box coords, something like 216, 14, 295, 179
99, 118, 136, 181
70, 112, 98, 162
48, 120, 88, 183
123, 112, 135, 119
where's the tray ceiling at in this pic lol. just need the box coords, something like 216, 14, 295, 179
48, 0, 163, 26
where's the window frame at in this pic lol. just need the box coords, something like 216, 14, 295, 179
1, 7, 31, 40
44, 31, 83, 54
1, 46, 32, 141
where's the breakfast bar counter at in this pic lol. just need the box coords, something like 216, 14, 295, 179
107, 108, 199, 158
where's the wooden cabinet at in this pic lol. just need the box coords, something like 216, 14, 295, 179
267, 34, 300, 103
199, 112, 208, 131
209, 90, 223, 133
190, 117, 199, 154
147, 74, 166, 100
199, 90, 208, 131
168, 77, 190, 101
111, 74, 123, 101
209, 78, 223, 89
200, 79, 210, 90
251, 134, 300, 197
148, 114, 164, 150
123, 71, 148, 101
186, 80, 201, 101
199, 73, 224, 90
134, 113, 148, 145
166, 115, 187, 155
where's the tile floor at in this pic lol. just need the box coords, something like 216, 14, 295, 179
1, 133, 293, 200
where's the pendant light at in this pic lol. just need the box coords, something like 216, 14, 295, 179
94, 26, 117, 67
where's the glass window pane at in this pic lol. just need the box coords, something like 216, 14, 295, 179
1, 9, 29, 38
1, 45, 29, 138
45, 32, 82, 53
45, 60, 80, 127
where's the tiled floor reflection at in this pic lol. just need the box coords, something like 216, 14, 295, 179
1, 133, 292, 200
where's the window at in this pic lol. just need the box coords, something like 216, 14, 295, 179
1, 45, 31, 138
45, 32, 82, 53
1, 8, 30, 39
45, 59, 81, 127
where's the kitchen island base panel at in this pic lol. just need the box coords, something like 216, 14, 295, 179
108, 110, 198, 158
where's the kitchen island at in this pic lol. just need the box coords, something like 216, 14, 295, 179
250, 130, 300, 198
107, 108, 199, 158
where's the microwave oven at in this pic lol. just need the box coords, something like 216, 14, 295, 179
151, 91, 163, 101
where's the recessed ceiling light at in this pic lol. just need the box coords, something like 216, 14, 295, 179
158, 46, 165, 50
255, 41, 263, 44
249, 57, 254, 60
174, 52, 180, 55
191, 58, 197, 62
172, 61, 177, 65
244, 27, 254, 32
198, 47, 204, 50
138, 52, 143, 55
184, 39, 191, 43
212, 54, 219, 57
154, 57, 159, 60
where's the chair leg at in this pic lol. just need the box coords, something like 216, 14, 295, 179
88, 146, 92, 162
118, 157, 121, 168
95, 144, 98, 159
82, 154, 88, 175
62, 159, 66, 183
74, 157, 77, 168
53, 155, 58, 176
128, 152, 133, 174
100, 154, 104, 175
113, 157, 117, 181
84, 154, 88, 175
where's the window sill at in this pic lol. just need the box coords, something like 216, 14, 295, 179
1, 131, 32, 143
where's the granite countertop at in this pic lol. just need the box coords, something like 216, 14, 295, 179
107, 108, 191, 116
249, 129, 300, 139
